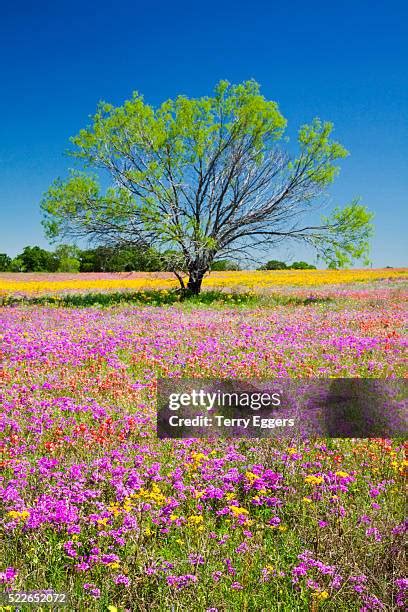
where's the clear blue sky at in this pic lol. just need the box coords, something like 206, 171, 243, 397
0, 0, 407, 266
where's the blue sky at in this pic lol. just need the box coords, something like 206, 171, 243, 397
0, 0, 407, 266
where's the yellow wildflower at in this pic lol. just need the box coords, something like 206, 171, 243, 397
108, 503, 121, 517
123, 499, 133, 513
230, 506, 249, 516
7, 510, 30, 522
191, 452, 207, 462
313, 590, 329, 600
245, 471, 261, 483
305, 475, 324, 486
135, 484, 166, 506
187, 514, 204, 525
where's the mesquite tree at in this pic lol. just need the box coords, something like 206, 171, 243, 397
41, 80, 373, 293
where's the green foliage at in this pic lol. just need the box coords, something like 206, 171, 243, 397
17, 246, 58, 272
317, 200, 374, 269
79, 247, 110, 272
290, 261, 317, 270
259, 260, 288, 270
58, 257, 80, 273
295, 118, 349, 185
0, 253, 12, 271
108, 246, 162, 272
211, 259, 241, 271
0, 244, 166, 273
258, 260, 317, 270
70, 79, 286, 168
54, 244, 81, 272
41, 172, 133, 241
78, 245, 163, 272
9, 257, 25, 272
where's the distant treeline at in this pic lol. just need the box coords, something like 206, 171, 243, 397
0, 245, 240, 273
0, 245, 168, 273
258, 260, 316, 270
0, 245, 316, 273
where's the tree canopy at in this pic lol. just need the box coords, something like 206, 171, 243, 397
41, 80, 373, 293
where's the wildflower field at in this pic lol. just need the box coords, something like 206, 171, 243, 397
0, 272, 407, 611
1, 268, 407, 298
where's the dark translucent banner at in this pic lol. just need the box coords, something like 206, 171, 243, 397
157, 378, 408, 438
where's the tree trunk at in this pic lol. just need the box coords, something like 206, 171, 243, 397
186, 270, 205, 294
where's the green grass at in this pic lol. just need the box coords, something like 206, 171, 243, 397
0, 289, 334, 309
